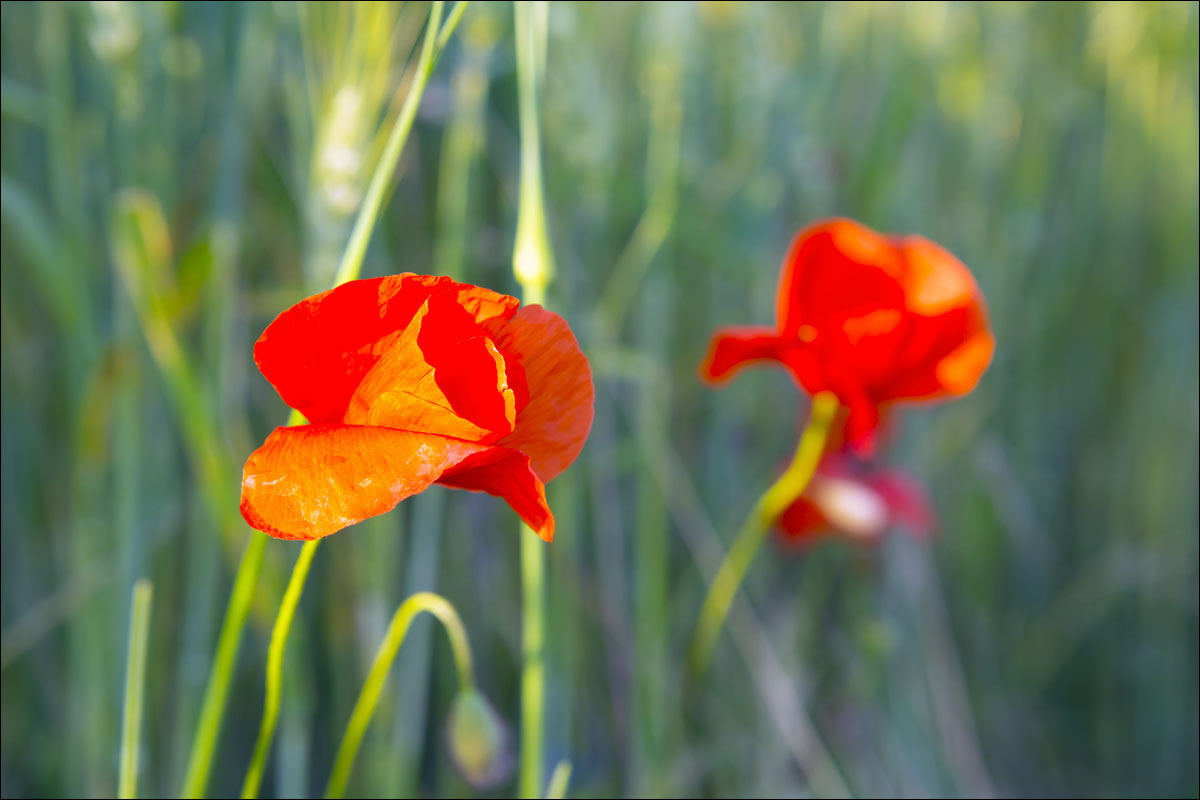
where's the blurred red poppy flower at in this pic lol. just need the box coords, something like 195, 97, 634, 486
240, 274, 594, 542
777, 452, 935, 546
700, 218, 993, 450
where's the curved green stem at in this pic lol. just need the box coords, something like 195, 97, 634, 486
240, 540, 320, 799
513, 3, 553, 797
689, 392, 840, 674
181, 535, 266, 798
324, 591, 475, 798
118, 580, 153, 800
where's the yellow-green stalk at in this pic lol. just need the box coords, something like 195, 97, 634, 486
689, 393, 840, 673
240, 541, 319, 799
118, 580, 154, 799
513, 3, 553, 797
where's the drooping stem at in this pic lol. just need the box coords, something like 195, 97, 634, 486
118, 580, 154, 800
512, 3, 553, 797
689, 392, 840, 674
324, 592, 475, 798
240, 540, 320, 799
180, 5, 467, 796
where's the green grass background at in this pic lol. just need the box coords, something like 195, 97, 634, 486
2, 1, 1197, 797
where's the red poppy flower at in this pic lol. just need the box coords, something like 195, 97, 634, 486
239, 274, 594, 542
777, 453, 935, 546
700, 218, 993, 450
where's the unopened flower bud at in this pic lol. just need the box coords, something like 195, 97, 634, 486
445, 689, 511, 789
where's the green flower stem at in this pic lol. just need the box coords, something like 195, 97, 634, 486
519, 521, 547, 799
324, 592, 475, 799
240, 540, 320, 799
181, 534, 267, 798
180, 5, 467, 795
118, 580, 154, 800
513, 1, 554, 297
436, 0, 471, 51
689, 392, 840, 674
544, 759, 573, 800
513, 3, 553, 797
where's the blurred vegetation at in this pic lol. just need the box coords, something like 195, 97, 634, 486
2, 1, 1197, 797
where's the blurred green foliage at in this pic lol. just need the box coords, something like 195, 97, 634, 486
2, 2, 1197, 797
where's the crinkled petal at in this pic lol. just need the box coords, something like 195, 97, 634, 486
240, 424, 490, 540
492, 305, 594, 483
699, 326, 789, 384
437, 447, 554, 541
344, 294, 521, 442
254, 275, 520, 424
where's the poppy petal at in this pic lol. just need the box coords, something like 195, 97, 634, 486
806, 473, 890, 540
893, 235, 980, 316
344, 294, 521, 441
934, 329, 994, 394
437, 447, 554, 541
776, 219, 905, 338
254, 275, 520, 424
776, 349, 880, 452
240, 424, 490, 540
777, 494, 828, 546
842, 389, 881, 453
493, 305, 594, 483
418, 292, 523, 435
873, 236, 993, 398
878, 307, 994, 401
699, 326, 788, 383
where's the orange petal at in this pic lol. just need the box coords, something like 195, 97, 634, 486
240, 424, 490, 540
699, 326, 788, 383
254, 275, 520, 424
344, 293, 521, 442
493, 305, 594, 483
892, 235, 979, 316
437, 447, 555, 541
